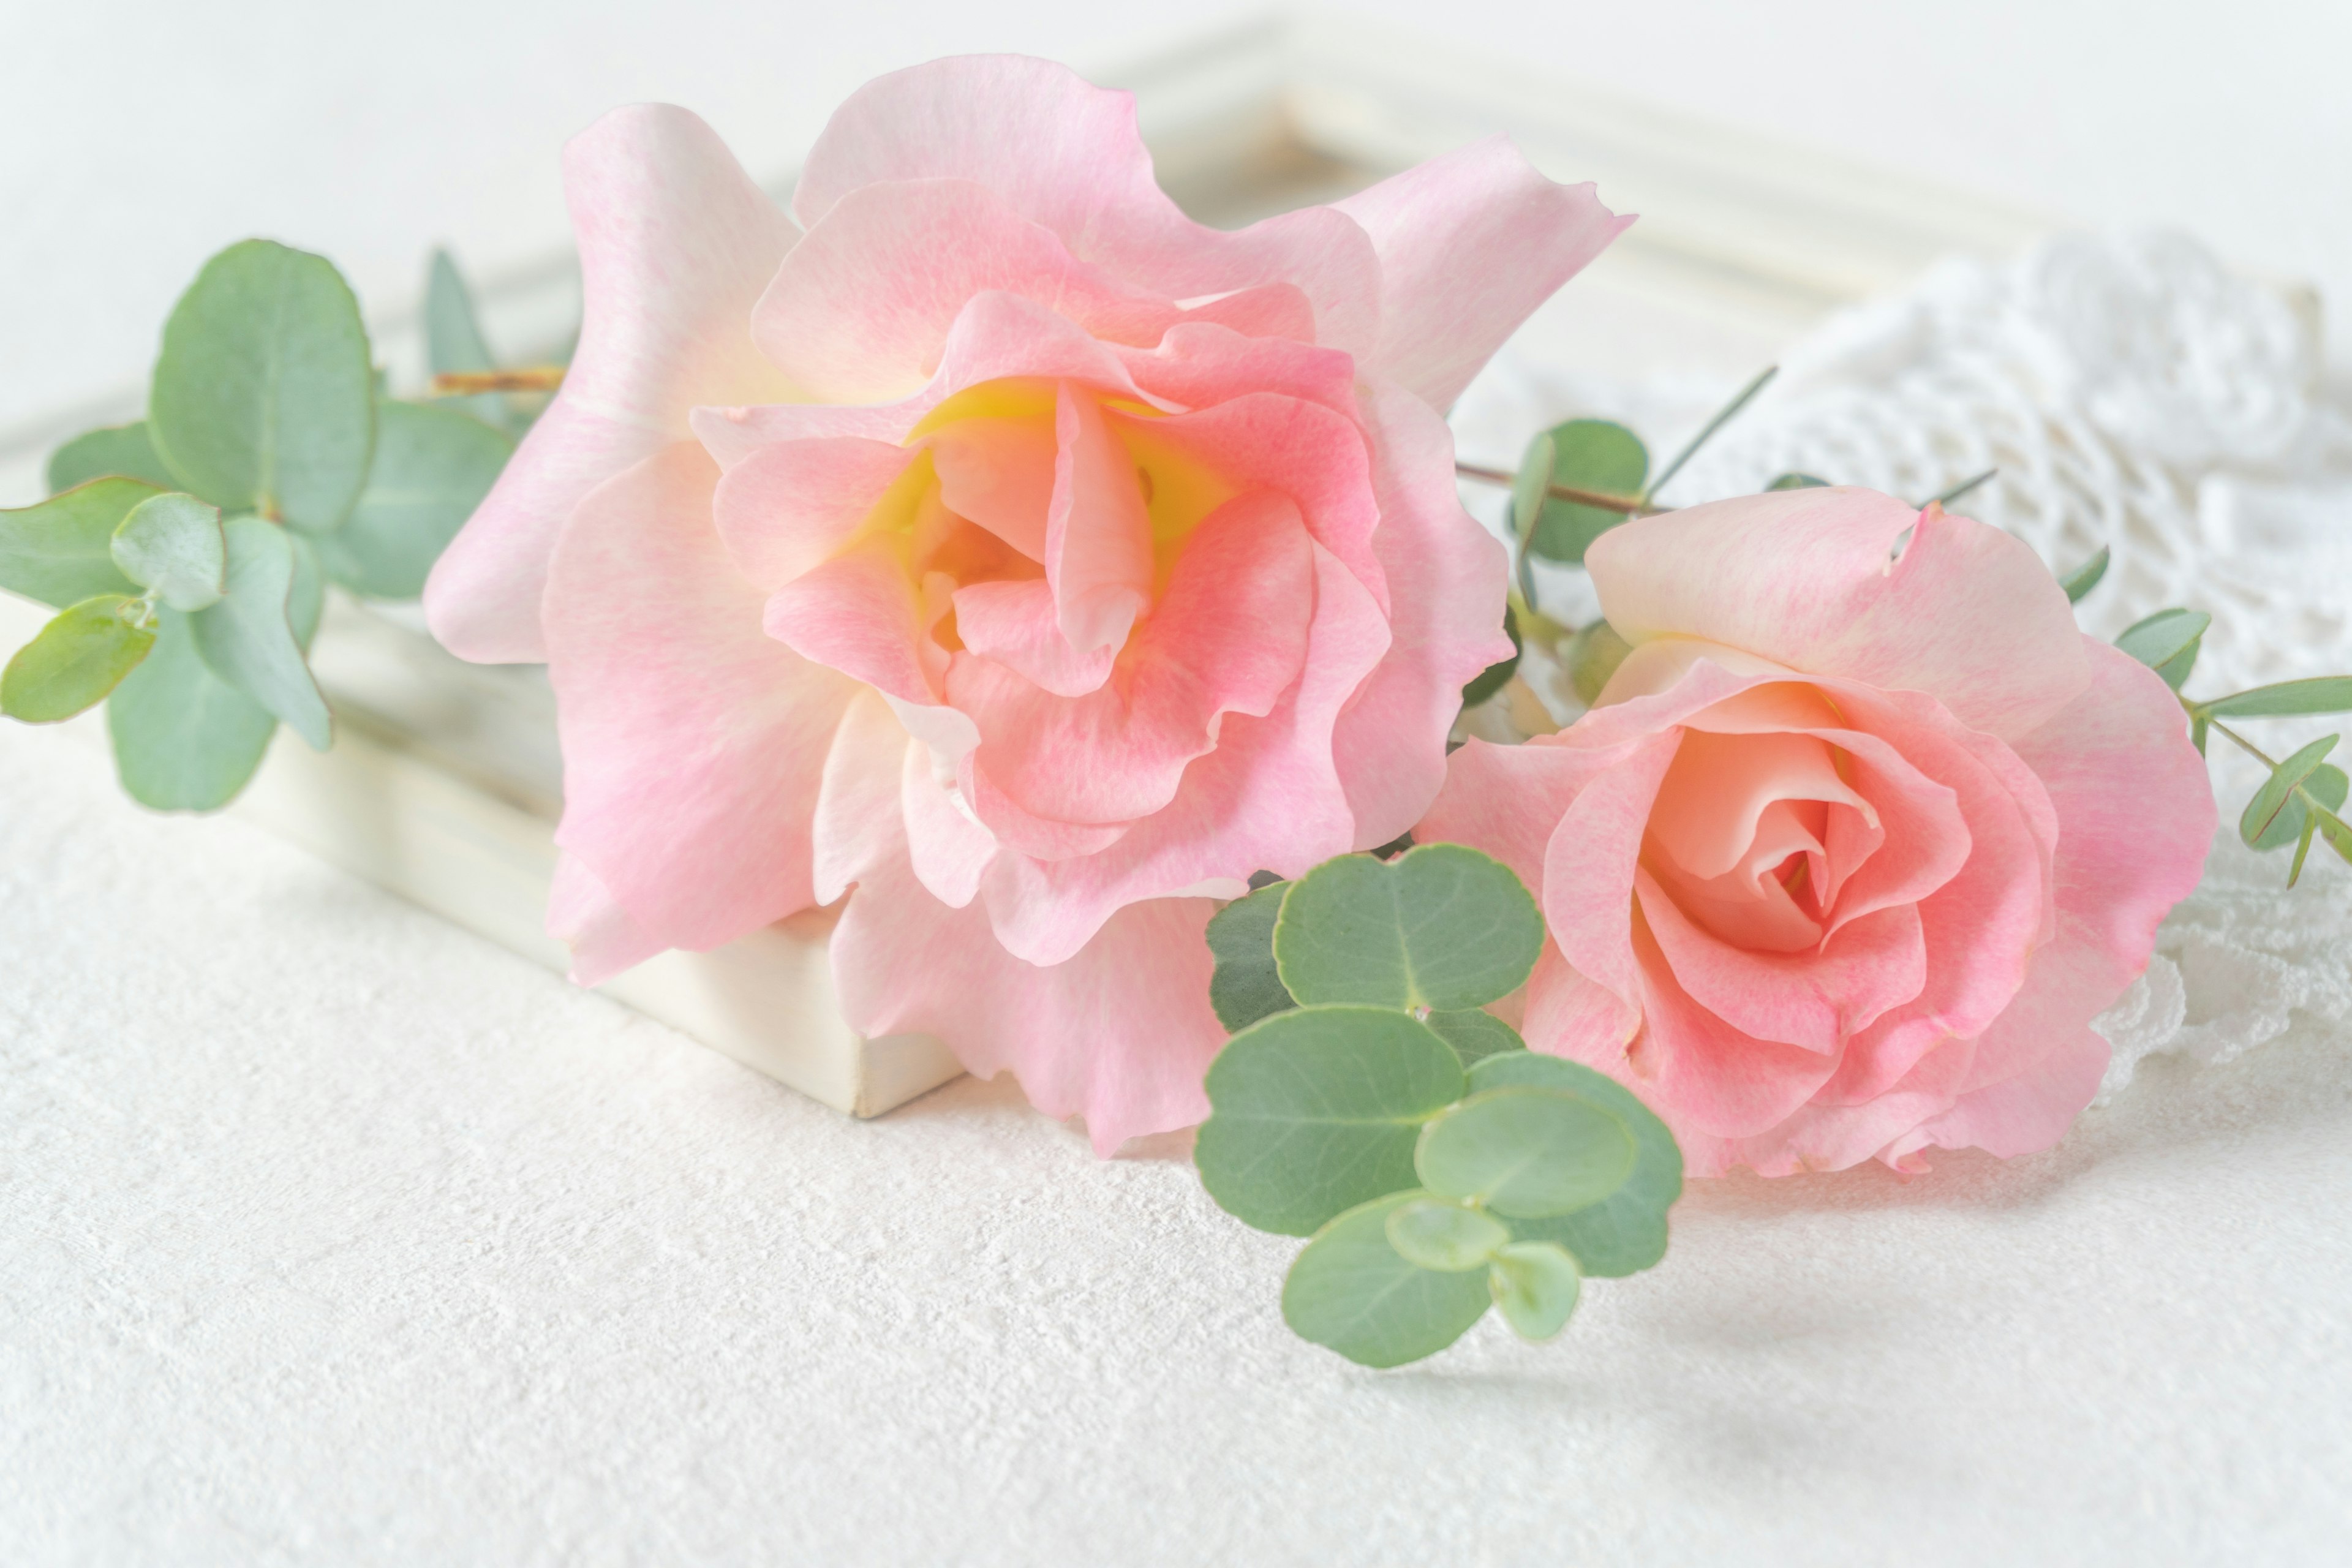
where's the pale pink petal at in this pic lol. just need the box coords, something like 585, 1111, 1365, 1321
1418, 734, 1618, 897
790, 56, 1382, 359
1637, 874, 1925, 1052
1328, 382, 1515, 846
831, 842, 1224, 1153
693, 399, 922, 470
1587, 491, 2094, 740
755, 179, 1177, 404
763, 538, 933, 705
1625, 911, 1842, 1136
1047, 382, 1154, 652
902, 742, 998, 908
693, 290, 1153, 472
428, 105, 796, 663
546, 443, 855, 954
952, 491, 1314, 829
976, 541, 1385, 965
810, 690, 912, 905
927, 414, 1057, 560
1335, 136, 1630, 410
712, 437, 917, 590
1116, 321, 1359, 420
1945, 641, 2215, 1099
792, 54, 1172, 253
548, 852, 666, 986
1885, 1026, 2110, 1165
1540, 729, 1684, 1001
1131, 392, 1388, 615
1519, 943, 1642, 1065
951, 578, 1116, 698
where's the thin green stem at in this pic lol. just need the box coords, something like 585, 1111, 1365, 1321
1642, 364, 1778, 505
1928, 468, 1998, 509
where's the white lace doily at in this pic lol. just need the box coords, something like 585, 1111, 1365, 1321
1452, 231, 2352, 1102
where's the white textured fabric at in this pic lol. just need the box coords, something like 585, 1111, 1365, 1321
3, 717, 2348, 1564
1453, 231, 2352, 1107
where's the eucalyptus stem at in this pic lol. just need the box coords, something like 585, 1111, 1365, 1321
1643, 364, 1777, 505
431, 368, 566, 395
1455, 462, 1659, 516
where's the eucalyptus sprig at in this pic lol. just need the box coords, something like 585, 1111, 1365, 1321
1, 240, 514, 810
1197, 843, 1683, 1368
2106, 607, 2352, 884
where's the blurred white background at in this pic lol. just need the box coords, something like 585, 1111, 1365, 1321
3, 0, 2348, 439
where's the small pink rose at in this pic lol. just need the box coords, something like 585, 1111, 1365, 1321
423, 56, 1628, 1150
1423, 489, 2215, 1175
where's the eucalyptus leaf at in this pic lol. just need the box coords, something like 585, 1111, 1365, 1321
1461, 603, 1521, 707
1415, 1087, 1637, 1218
1567, 620, 1634, 707
1384, 1197, 1509, 1272
190, 516, 331, 750
111, 492, 226, 612
288, 532, 324, 651
1488, 1241, 1582, 1341
0, 478, 156, 608
2116, 608, 2209, 692
2203, 677, 2352, 720
1281, 1192, 1493, 1368
148, 239, 375, 532
1519, 420, 1648, 564
1, 596, 154, 722
1196, 1005, 1465, 1237
2247, 760, 2347, 853
1273, 842, 1545, 1012
1424, 1009, 1525, 1067
48, 423, 177, 494
2241, 735, 2340, 849
426, 249, 513, 430
317, 400, 513, 598
107, 605, 277, 810
1765, 472, 1831, 491
1467, 1050, 1681, 1276
2058, 545, 2110, 604
1205, 880, 1295, 1033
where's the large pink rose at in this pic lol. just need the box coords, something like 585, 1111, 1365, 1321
422, 56, 1627, 1148
1423, 489, 2214, 1175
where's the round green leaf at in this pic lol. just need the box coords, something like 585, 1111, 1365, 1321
111, 492, 226, 612
1273, 842, 1545, 1012
1488, 1241, 1582, 1341
0, 478, 157, 609
317, 401, 514, 599
2241, 734, 2340, 849
1424, 1008, 1525, 1068
1281, 1193, 1493, 1368
1765, 472, 1831, 491
148, 239, 376, 532
1384, 1197, 1509, 1272
1520, 419, 1647, 564
1415, 1087, 1637, 1218
1467, 1050, 1683, 1276
48, 423, 178, 495
2, 596, 154, 723
107, 606, 277, 811
1196, 1005, 1465, 1237
1205, 880, 1296, 1033
190, 516, 331, 750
